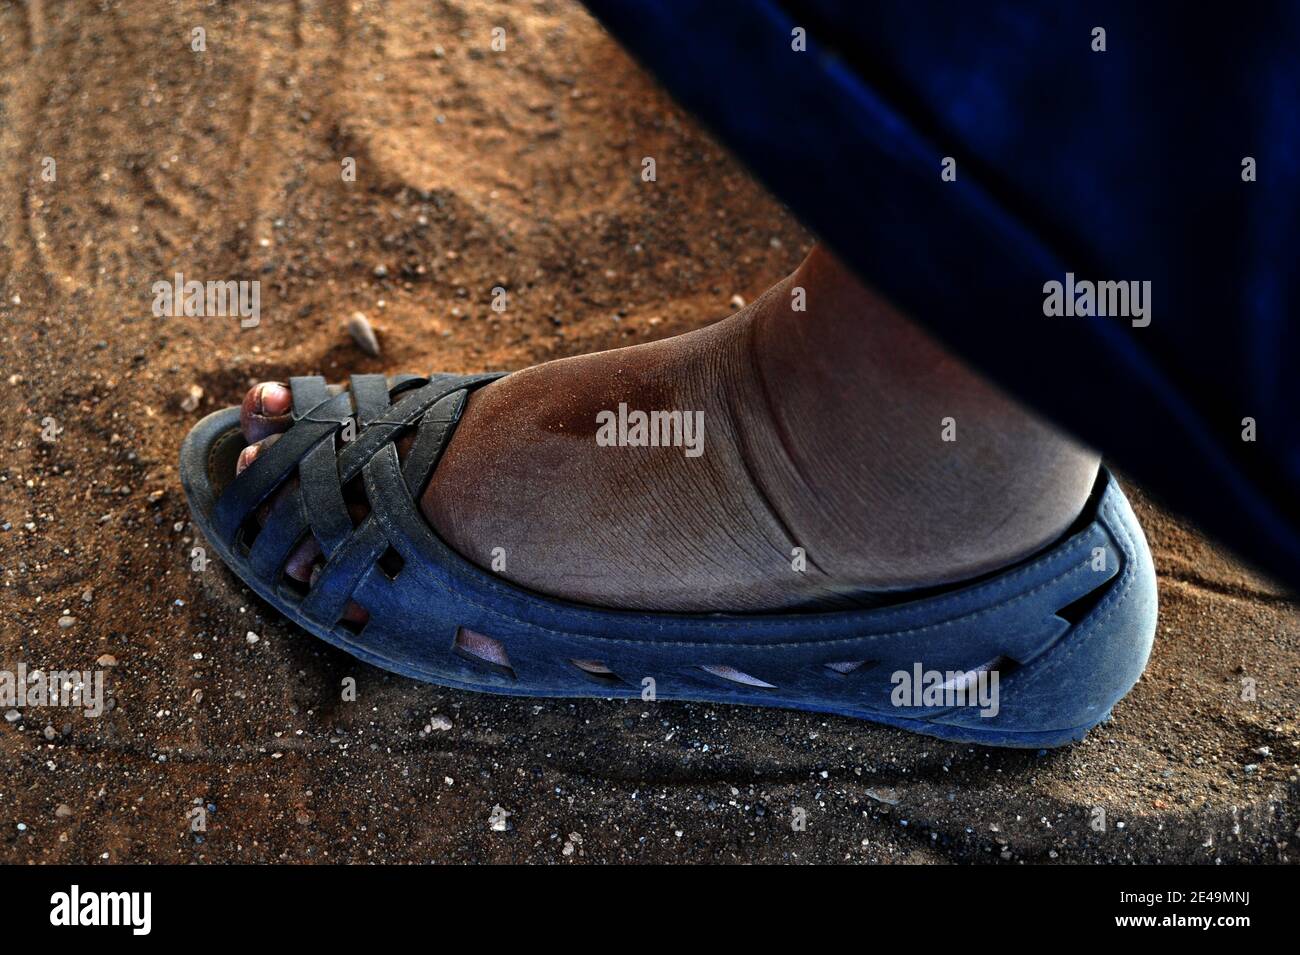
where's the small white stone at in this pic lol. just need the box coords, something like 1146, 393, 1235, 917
347, 312, 381, 357
180, 384, 204, 412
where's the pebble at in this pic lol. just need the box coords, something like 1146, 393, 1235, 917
96, 654, 118, 667
43, 725, 56, 740
245, 631, 260, 645
347, 312, 381, 357
428, 715, 453, 732
180, 384, 204, 412
55, 804, 73, 819
81, 588, 93, 603
58, 615, 76, 629
729, 294, 746, 309
4, 710, 20, 722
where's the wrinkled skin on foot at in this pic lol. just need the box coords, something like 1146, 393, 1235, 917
232, 246, 1100, 617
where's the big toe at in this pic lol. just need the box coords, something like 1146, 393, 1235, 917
241, 381, 293, 443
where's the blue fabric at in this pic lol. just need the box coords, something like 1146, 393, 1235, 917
581, 0, 1300, 586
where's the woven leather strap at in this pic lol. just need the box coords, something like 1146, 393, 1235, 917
210, 372, 502, 626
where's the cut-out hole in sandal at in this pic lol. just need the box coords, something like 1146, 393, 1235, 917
453, 627, 516, 679
824, 660, 876, 675
338, 609, 369, 636
935, 656, 1021, 695
341, 474, 370, 528
377, 546, 405, 580
570, 659, 627, 686
1054, 576, 1116, 626
699, 664, 776, 689
390, 422, 416, 453
236, 513, 263, 554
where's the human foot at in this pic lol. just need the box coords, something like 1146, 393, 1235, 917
235, 246, 1099, 617
187, 343, 1153, 747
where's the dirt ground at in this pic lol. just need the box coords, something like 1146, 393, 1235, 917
1, 0, 1297, 864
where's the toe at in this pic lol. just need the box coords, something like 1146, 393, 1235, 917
235, 434, 285, 524
241, 381, 293, 444
235, 432, 281, 477
284, 535, 323, 582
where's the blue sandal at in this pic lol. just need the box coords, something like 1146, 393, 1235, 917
180, 372, 1158, 748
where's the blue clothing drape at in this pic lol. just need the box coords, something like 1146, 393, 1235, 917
583, 0, 1300, 586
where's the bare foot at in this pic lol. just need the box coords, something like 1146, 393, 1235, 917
234, 246, 1099, 618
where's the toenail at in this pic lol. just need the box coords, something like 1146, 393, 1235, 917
257, 382, 291, 416
237, 444, 259, 474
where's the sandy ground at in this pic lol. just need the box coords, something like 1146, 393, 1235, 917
1, 0, 1297, 864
